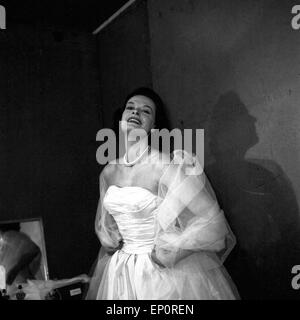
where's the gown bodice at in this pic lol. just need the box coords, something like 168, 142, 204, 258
103, 185, 158, 254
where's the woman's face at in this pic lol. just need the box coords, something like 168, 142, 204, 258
121, 95, 156, 134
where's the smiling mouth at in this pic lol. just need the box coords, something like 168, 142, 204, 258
127, 117, 141, 125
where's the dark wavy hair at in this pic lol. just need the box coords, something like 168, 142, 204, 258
113, 87, 171, 133
124, 87, 171, 131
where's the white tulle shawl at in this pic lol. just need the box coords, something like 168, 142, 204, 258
86, 150, 237, 299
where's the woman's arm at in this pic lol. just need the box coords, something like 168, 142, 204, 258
153, 150, 235, 267
101, 241, 123, 255
96, 168, 123, 252
151, 246, 194, 268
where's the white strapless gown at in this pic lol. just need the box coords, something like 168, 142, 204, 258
95, 185, 238, 300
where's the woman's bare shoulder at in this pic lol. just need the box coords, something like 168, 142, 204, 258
100, 159, 122, 183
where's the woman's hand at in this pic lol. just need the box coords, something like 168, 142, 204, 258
151, 247, 167, 268
151, 246, 178, 268
104, 247, 118, 255
151, 246, 195, 268
103, 241, 123, 256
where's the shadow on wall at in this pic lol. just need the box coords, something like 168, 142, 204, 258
205, 91, 300, 300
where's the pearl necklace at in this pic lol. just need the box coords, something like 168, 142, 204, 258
123, 146, 150, 166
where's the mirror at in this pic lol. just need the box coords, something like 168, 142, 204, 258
0, 217, 49, 290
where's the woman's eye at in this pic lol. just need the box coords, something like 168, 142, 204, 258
126, 105, 133, 110
143, 110, 150, 114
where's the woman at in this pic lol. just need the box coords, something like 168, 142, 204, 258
86, 87, 239, 300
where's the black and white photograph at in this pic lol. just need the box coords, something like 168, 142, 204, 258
0, 0, 300, 305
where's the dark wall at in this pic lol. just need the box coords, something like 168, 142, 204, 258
73, 0, 300, 299
0, 23, 100, 279
94, 0, 300, 299
148, 0, 300, 299
96, 0, 152, 131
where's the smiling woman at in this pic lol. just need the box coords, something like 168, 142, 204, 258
123, 95, 155, 136
122, 87, 170, 130
87, 87, 239, 300
96, 87, 171, 165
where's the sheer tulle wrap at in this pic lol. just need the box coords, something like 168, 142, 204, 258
86, 150, 239, 300
154, 150, 236, 269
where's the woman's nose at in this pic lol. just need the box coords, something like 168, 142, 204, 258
132, 108, 139, 115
